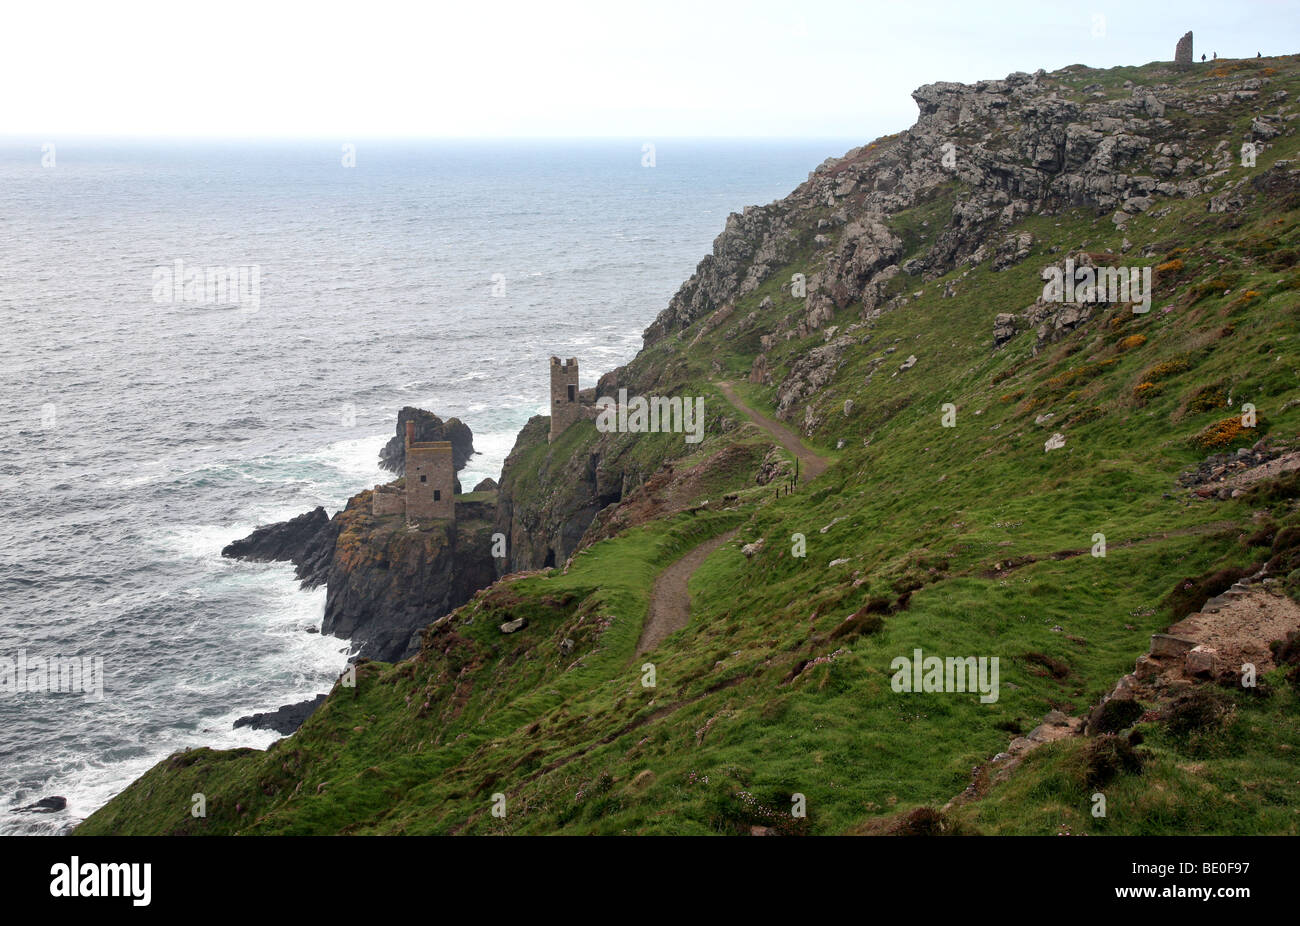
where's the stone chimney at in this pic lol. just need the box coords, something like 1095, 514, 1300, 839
1175, 31, 1193, 66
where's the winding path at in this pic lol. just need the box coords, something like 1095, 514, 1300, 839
634, 384, 831, 657
715, 381, 829, 481
636, 529, 738, 656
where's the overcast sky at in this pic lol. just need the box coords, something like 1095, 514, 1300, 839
3, 0, 1295, 138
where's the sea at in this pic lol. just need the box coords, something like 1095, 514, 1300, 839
0, 137, 854, 833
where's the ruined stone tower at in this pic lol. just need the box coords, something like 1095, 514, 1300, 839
549, 356, 580, 443
403, 420, 455, 520
1175, 31, 1193, 66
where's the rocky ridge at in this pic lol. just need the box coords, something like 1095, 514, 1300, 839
645, 62, 1298, 424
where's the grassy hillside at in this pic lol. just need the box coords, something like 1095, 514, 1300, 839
79, 55, 1300, 835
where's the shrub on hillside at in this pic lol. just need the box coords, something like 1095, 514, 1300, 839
708, 785, 811, 836
1091, 697, 1144, 734
1162, 563, 1259, 620
829, 607, 885, 641
1244, 470, 1300, 506
1082, 733, 1144, 788
1188, 272, 1243, 303
1264, 247, 1299, 271
1189, 414, 1262, 451
1163, 688, 1232, 738
1270, 630, 1300, 693
1227, 290, 1262, 311
1067, 405, 1106, 426
1045, 358, 1119, 394
1133, 381, 1163, 405
1140, 358, 1191, 383
1024, 651, 1070, 679
1186, 383, 1229, 414
887, 806, 971, 836
1267, 526, 1300, 577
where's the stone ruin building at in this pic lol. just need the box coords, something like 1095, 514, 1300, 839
549, 356, 580, 443
372, 420, 455, 521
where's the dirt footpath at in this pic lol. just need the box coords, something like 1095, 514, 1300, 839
635, 530, 739, 656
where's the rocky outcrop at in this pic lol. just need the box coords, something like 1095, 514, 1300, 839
992, 312, 1019, 348
223, 410, 501, 665
224, 490, 499, 663
1178, 442, 1294, 497
221, 505, 339, 588
18, 796, 67, 814
378, 407, 476, 477
775, 336, 851, 420
642, 204, 799, 346
318, 492, 498, 662
234, 694, 327, 735
492, 416, 625, 573
643, 62, 1289, 359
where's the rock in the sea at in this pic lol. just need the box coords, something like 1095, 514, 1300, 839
472, 477, 499, 493
19, 796, 67, 813
221, 506, 337, 587
234, 694, 328, 736
378, 407, 476, 476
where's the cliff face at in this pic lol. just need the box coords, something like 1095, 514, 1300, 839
318, 492, 497, 662
222, 492, 497, 662
491, 357, 714, 574
218, 58, 1300, 664
492, 416, 636, 573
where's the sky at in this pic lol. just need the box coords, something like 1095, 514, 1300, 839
2, 0, 1296, 139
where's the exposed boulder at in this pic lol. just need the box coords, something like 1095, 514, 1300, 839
993, 312, 1019, 348
19, 796, 67, 814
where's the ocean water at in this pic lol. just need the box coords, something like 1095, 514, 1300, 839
0, 137, 852, 833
